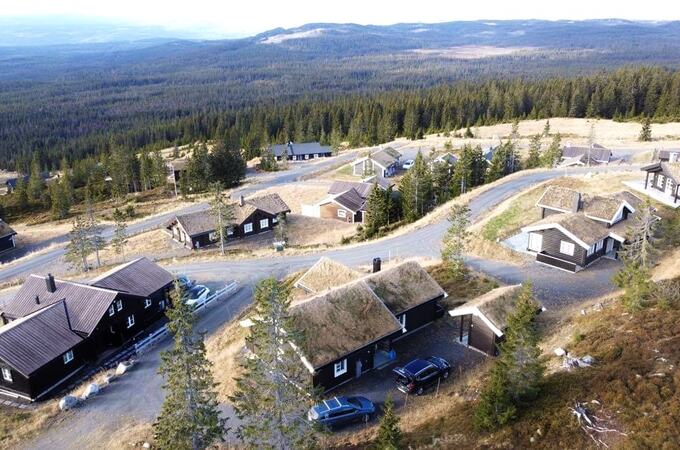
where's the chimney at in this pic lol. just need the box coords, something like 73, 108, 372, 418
239, 195, 245, 207
46, 273, 56, 293
35, 295, 40, 305
372, 257, 381, 273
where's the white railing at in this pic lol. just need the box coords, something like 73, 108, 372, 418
192, 281, 239, 314
133, 281, 239, 353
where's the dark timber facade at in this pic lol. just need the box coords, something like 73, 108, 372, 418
0, 258, 174, 401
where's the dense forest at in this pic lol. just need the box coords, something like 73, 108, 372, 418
4, 66, 680, 172
3, 20, 680, 170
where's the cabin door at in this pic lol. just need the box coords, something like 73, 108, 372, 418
606, 238, 614, 254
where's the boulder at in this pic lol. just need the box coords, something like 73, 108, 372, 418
554, 347, 567, 357
81, 383, 100, 399
580, 355, 595, 366
59, 395, 78, 411
115, 361, 133, 376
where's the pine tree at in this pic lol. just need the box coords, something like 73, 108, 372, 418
441, 204, 471, 280
639, 117, 653, 142
618, 199, 658, 269
231, 278, 318, 449
431, 162, 453, 205
85, 198, 105, 268
464, 127, 474, 138
154, 281, 227, 449
613, 262, 653, 312
209, 182, 234, 256
525, 134, 542, 169
60, 157, 74, 204
375, 395, 402, 450
111, 208, 128, 262
474, 284, 543, 430
187, 143, 212, 193
260, 149, 278, 172
65, 215, 93, 272
152, 149, 167, 188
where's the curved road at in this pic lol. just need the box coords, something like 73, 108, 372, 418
22, 163, 637, 449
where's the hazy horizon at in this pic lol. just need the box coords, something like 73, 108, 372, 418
2, 0, 680, 39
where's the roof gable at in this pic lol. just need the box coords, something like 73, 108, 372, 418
364, 261, 445, 315
536, 185, 581, 213
0, 301, 83, 376
448, 285, 523, 337
522, 213, 610, 249
4, 275, 118, 335
289, 281, 401, 368
245, 193, 290, 216
294, 258, 361, 295
90, 257, 174, 298
333, 189, 365, 212
0, 219, 16, 239
328, 181, 374, 198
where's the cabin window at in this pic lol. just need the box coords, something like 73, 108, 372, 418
260, 219, 269, 229
209, 231, 218, 241
1, 368, 12, 382
244, 223, 253, 233
108, 304, 115, 316
227, 227, 234, 236
144, 298, 152, 309
116, 299, 123, 311
272, 216, 278, 223
126, 315, 135, 329
63, 350, 74, 365
159, 300, 166, 310
337, 209, 346, 218
559, 241, 575, 256
334, 359, 347, 377
596, 240, 604, 252
398, 314, 407, 333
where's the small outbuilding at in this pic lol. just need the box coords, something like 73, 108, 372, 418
0, 219, 17, 254
448, 285, 523, 356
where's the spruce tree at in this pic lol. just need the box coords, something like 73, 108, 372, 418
187, 143, 212, 193
542, 119, 551, 137
398, 151, 433, 222
274, 212, 288, 244
210, 142, 246, 187
541, 133, 562, 168
441, 204, 471, 280
49, 181, 70, 220
231, 278, 318, 449
154, 281, 227, 449
364, 183, 389, 237
27, 153, 45, 203
14, 176, 29, 211
85, 199, 105, 268
525, 134, 542, 169
209, 182, 234, 256
111, 208, 128, 262
618, 199, 658, 269
474, 284, 543, 430
639, 117, 653, 142
375, 395, 402, 450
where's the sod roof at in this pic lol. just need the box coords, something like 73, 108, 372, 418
294, 258, 362, 295
536, 185, 581, 213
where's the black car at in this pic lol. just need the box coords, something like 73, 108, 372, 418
307, 396, 376, 429
393, 356, 451, 395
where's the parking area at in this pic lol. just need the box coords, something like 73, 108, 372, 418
333, 317, 487, 410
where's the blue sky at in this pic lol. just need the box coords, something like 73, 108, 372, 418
3, 0, 679, 37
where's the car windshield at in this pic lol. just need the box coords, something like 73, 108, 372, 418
347, 398, 362, 408
187, 286, 204, 297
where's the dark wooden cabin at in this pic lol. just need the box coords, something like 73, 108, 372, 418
270, 142, 332, 161
448, 285, 524, 356
0, 219, 17, 254
0, 258, 174, 401
166, 193, 290, 249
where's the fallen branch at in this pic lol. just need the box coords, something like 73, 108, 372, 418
569, 402, 627, 448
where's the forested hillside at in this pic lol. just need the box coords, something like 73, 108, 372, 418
2, 20, 680, 170
4, 67, 680, 172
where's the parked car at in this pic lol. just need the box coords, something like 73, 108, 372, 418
402, 159, 415, 170
307, 396, 375, 429
184, 285, 211, 309
393, 356, 451, 395
177, 274, 195, 290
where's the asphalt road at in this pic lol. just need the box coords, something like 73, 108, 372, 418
20, 163, 638, 449
0, 151, 358, 283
